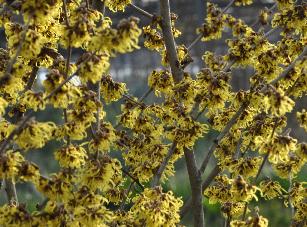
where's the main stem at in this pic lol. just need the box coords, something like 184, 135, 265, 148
159, 0, 183, 82
159, 0, 204, 226
184, 150, 205, 227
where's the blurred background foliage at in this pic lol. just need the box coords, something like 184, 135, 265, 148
0, 0, 306, 226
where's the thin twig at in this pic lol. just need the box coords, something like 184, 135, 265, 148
288, 175, 295, 219
263, 27, 278, 38
122, 168, 144, 190
130, 3, 153, 18
139, 88, 152, 102
151, 142, 177, 187
199, 104, 247, 175
242, 202, 248, 220
122, 94, 146, 108
62, 0, 70, 27
25, 65, 38, 91
250, 3, 277, 28
187, 34, 202, 51
221, 0, 235, 14
119, 182, 134, 211
94, 82, 101, 159
44, 74, 76, 100
85, 0, 90, 9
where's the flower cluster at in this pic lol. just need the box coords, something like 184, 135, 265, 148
130, 187, 183, 226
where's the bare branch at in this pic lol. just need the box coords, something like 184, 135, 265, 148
187, 34, 202, 51
122, 168, 144, 190
221, 0, 235, 14
184, 149, 205, 226
180, 165, 221, 217
159, 0, 183, 82
269, 47, 307, 86
4, 180, 18, 205
139, 88, 153, 102
62, 0, 70, 28
130, 3, 153, 18
199, 104, 247, 175
151, 142, 177, 187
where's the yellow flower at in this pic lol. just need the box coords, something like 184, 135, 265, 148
35, 174, 72, 202
21, 0, 62, 25
231, 215, 268, 227
88, 17, 141, 54
230, 176, 260, 202
0, 120, 15, 142
124, 143, 172, 183
0, 97, 8, 115
172, 74, 199, 111
289, 182, 306, 207
115, 17, 142, 53
130, 187, 183, 227
221, 202, 246, 218
19, 91, 46, 111
296, 143, 307, 161
266, 88, 295, 117
73, 204, 114, 226
60, 7, 102, 48
161, 45, 192, 69
54, 145, 87, 168
228, 157, 263, 179
100, 74, 127, 103
167, 117, 208, 149
0, 151, 24, 181
16, 121, 56, 151
104, 0, 131, 12
204, 175, 232, 204
272, 154, 304, 178
276, 0, 294, 10
43, 69, 81, 108
72, 186, 108, 207
148, 70, 174, 96
197, 3, 226, 41
297, 109, 307, 131
67, 90, 104, 127
0, 204, 32, 227
259, 179, 287, 200
202, 51, 227, 72
293, 201, 307, 224
88, 121, 116, 152
19, 161, 40, 183
5, 23, 47, 60
55, 121, 87, 141
143, 25, 164, 51
259, 134, 297, 164
78, 156, 122, 192
78, 53, 110, 84
234, 0, 253, 6
118, 100, 143, 128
